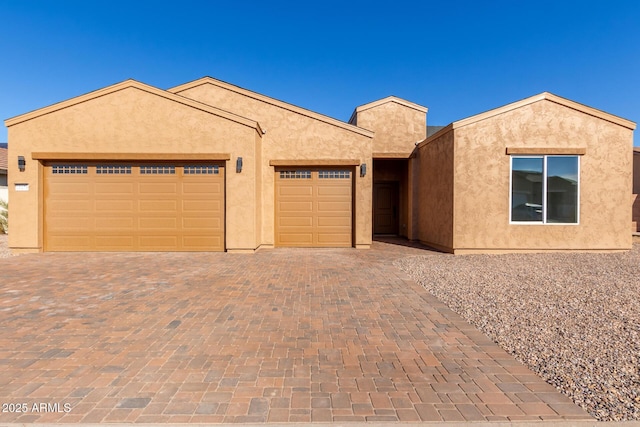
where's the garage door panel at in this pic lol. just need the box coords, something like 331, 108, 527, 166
317, 216, 350, 227
95, 200, 135, 212
183, 199, 220, 212
183, 217, 221, 229
47, 182, 91, 194
48, 200, 92, 212
94, 182, 135, 194
278, 233, 314, 245
95, 236, 135, 249
279, 201, 313, 212
95, 217, 134, 229
317, 201, 351, 212
317, 234, 351, 244
183, 182, 221, 194
279, 186, 313, 196
139, 183, 178, 194
278, 216, 313, 227
45, 163, 225, 252
317, 186, 350, 196
48, 236, 92, 250
139, 236, 179, 249
139, 200, 177, 211
47, 217, 92, 230
139, 217, 178, 229
183, 235, 222, 248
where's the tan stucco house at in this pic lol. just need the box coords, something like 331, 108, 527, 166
4, 77, 636, 253
633, 147, 640, 233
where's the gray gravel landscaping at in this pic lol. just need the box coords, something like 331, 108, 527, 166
395, 244, 640, 422
0, 234, 11, 258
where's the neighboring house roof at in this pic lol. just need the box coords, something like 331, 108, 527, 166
634, 147, 640, 154
427, 126, 446, 137
169, 76, 373, 138
4, 79, 263, 134
0, 147, 7, 172
0, 143, 7, 149
423, 92, 637, 143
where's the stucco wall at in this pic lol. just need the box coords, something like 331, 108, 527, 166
453, 99, 633, 252
416, 128, 455, 251
353, 101, 426, 155
634, 151, 640, 194
7, 86, 261, 252
175, 82, 374, 248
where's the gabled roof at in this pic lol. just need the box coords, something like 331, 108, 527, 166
169, 77, 373, 138
0, 147, 7, 171
353, 95, 428, 114
423, 92, 636, 144
453, 92, 636, 131
4, 79, 263, 134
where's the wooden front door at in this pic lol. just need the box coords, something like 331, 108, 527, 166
373, 182, 399, 235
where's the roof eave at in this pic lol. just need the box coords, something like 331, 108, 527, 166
451, 92, 636, 131
4, 79, 263, 135
355, 96, 428, 114
169, 77, 374, 138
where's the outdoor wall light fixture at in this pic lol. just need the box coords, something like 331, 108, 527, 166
236, 157, 243, 173
18, 156, 26, 172
360, 163, 367, 177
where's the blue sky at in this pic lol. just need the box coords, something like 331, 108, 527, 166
1, 0, 638, 145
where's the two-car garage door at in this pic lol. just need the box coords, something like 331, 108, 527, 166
44, 162, 224, 251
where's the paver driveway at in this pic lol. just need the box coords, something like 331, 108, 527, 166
0, 241, 591, 423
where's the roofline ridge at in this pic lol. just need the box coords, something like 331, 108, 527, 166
168, 77, 374, 138
4, 79, 263, 134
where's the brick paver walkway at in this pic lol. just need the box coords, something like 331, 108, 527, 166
0, 241, 592, 423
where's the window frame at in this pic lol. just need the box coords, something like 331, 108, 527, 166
509, 155, 580, 225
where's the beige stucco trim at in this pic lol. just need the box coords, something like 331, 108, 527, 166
373, 152, 412, 159
32, 152, 231, 161
349, 96, 428, 124
506, 147, 587, 155
269, 159, 360, 166
452, 92, 636, 130
5, 79, 264, 135
169, 77, 374, 138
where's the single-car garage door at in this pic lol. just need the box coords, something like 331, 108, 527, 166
44, 162, 224, 251
275, 168, 352, 247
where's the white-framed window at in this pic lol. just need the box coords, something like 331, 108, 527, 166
510, 155, 579, 224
